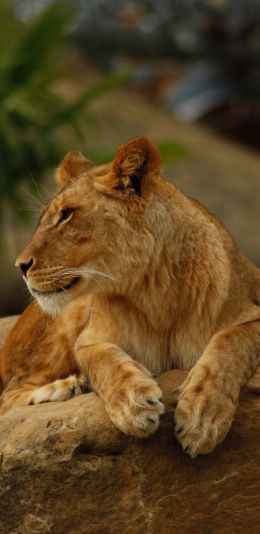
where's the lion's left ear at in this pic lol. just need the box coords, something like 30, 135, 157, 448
55, 151, 94, 187
112, 137, 161, 195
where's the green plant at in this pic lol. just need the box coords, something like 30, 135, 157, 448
0, 1, 127, 221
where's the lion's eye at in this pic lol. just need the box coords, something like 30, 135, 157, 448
59, 208, 74, 223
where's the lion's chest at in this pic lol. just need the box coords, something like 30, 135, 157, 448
120, 315, 209, 373
127, 333, 171, 375
119, 320, 204, 374
88, 299, 207, 374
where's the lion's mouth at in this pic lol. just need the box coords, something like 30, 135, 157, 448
30, 276, 81, 296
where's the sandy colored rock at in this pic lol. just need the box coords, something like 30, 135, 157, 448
0, 379, 259, 533
0, 318, 260, 533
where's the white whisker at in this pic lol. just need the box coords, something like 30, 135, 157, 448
20, 186, 43, 217
28, 170, 46, 204
59, 267, 115, 281
43, 267, 115, 285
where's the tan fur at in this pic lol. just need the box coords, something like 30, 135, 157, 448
1, 137, 259, 457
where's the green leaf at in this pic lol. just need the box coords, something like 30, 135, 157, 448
0, 2, 73, 99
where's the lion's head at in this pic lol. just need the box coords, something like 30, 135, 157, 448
16, 137, 167, 315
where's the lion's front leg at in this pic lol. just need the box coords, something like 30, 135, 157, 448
174, 320, 260, 457
75, 342, 164, 437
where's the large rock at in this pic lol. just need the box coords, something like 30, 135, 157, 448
0, 319, 259, 533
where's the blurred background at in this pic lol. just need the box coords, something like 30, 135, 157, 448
0, 0, 260, 316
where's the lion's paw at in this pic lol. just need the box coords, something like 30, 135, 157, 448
174, 366, 237, 457
103, 375, 164, 437
29, 375, 86, 405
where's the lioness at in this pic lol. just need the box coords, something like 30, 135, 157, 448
0, 137, 259, 457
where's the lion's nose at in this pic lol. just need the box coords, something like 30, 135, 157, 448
18, 258, 34, 277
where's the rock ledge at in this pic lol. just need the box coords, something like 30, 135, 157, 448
0, 319, 259, 533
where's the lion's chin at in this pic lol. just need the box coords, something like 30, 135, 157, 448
26, 276, 83, 316
33, 292, 70, 317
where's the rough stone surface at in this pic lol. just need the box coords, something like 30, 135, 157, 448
0, 319, 259, 533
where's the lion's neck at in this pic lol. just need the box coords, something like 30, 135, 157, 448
119, 197, 230, 334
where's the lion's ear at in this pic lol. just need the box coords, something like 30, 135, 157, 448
55, 151, 94, 187
112, 137, 161, 195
